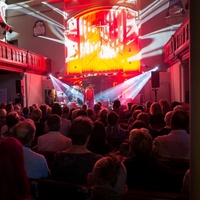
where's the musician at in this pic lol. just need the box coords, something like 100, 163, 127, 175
84, 84, 94, 109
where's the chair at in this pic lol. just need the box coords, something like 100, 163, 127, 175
30, 178, 90, 200
36, 151, 57, 172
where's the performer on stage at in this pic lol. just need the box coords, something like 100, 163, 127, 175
84, 83, 94, 109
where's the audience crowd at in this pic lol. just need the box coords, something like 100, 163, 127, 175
0, 98, 190, 199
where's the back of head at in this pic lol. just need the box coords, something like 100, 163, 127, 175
40, 104, 48, 114
94, 103, 101, 112
150, 102, 163, 115
159, 99, 171, 114
129, 119, 147, 131
0, 137, 24, 167
0, 108, 6, 118
22, 107, 30, 115
81, 104, 88, 111
113, 99, 121, 109
47, 114, 61, 131
100, 108, 108, 119
89, 121, 107, 144
62, 105, 70, 114
14, 104, 21, 113
173, 104, 189, 115
129, 128, 153, 156
171, 101, 181, 110
6, 111, 20, 128
171, 110, 189, 130
164, 111, 173, 126
107, 111, 119, 125
146, 101, 152, 109
132, 109, 142, 120
97, 101, 102, 109
51, 103, 62, 116
137, 112, 150, 127
0, 137, 30, 199
135, 105, 144, 112
87, 108, 94, 117
31, 108, 42, 122
77, 109, 87, 117
14, 119, 36, 146
127, 102, 134, 110
89, 154, 127, 196
5, 103, 14, 113
0, 102, 6, 109
69, 116, 93, 145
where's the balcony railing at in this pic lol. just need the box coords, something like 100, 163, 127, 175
163, 16, 189, 64
0, 41, 50, 75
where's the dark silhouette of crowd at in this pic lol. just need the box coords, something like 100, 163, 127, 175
0, 98, 190, 199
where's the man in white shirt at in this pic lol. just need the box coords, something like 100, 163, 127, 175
37, 114, 72, 152
152, 110, 190, 159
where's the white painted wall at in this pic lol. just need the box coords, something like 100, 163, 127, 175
169, 62, 181, 102
24, 73, 46, 107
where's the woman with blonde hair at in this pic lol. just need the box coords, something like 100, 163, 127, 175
123, 128, 170, 192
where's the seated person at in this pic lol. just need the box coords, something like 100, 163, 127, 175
149, 102, 165, 131
112, 99, 126, 123
182, 169, 190, 194
123, 128, 172, 192
51, 116, 102, 185
87, 121, 114, 156
44, 103, 71, 137
106, 111, 127, 149
157, 111, 173, 136
37, 114, 72, 152
87, 154, 127, 200
31, 108, 45, 148
1, 111, 20, 138
152, 110, 190, 159
0, 137, 32, 199
14, 119, 50, 179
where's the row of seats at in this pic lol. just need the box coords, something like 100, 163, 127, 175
30, 178, 189, 200
35, 151, 190, 195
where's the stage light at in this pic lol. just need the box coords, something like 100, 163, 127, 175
49, 74, 84, 105
95, 67, 158, 103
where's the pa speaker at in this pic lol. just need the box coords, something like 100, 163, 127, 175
151, 71, 160, 88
